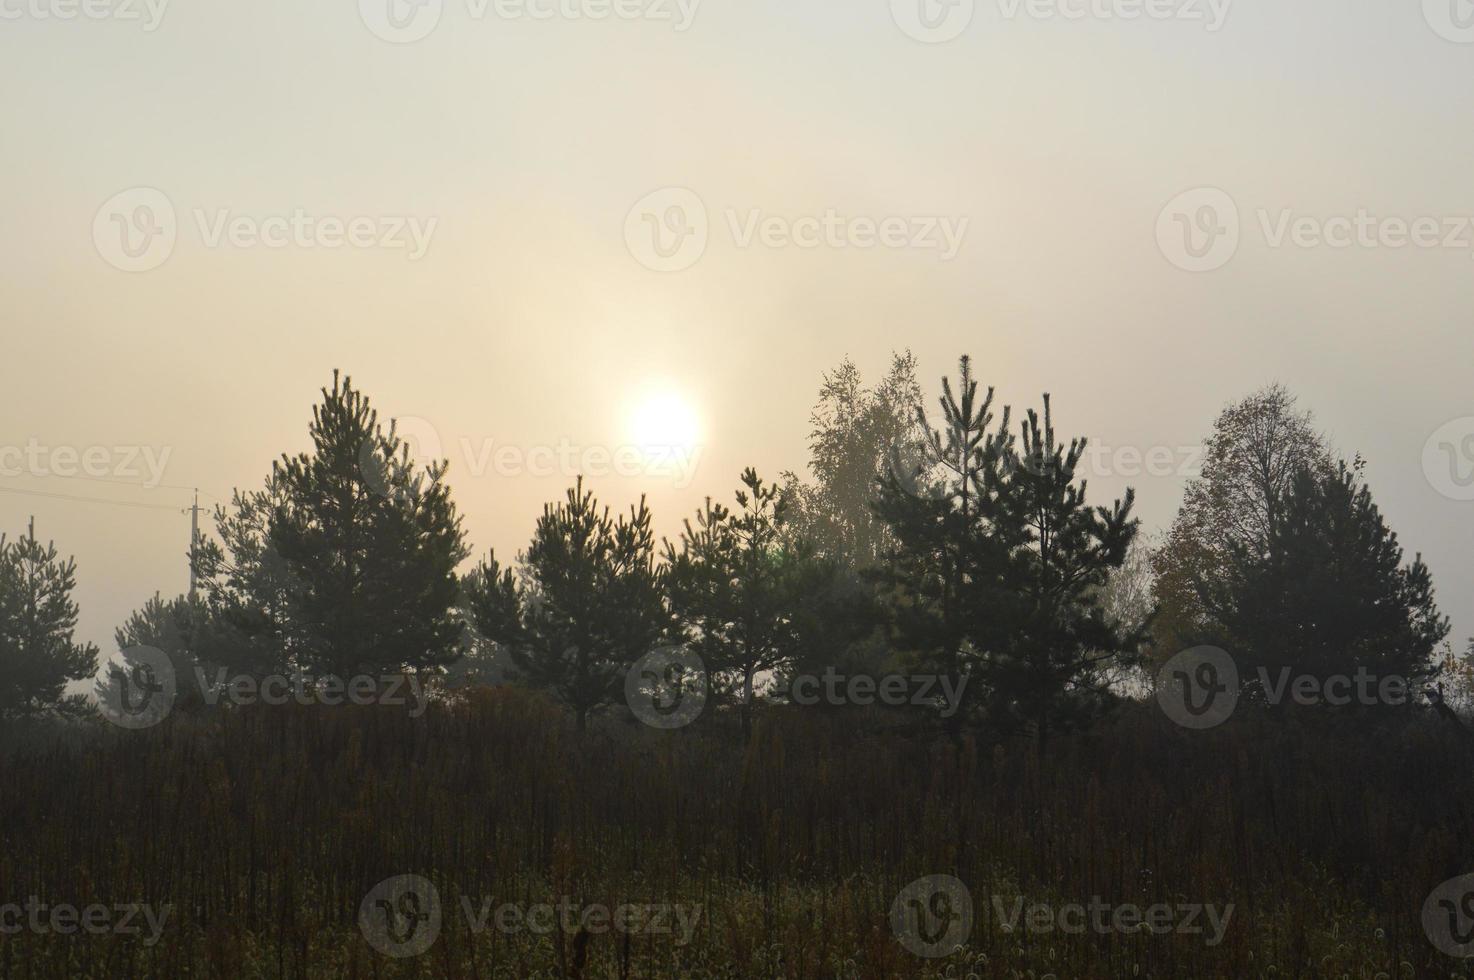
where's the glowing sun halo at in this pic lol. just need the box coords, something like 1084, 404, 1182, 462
629, 389, 701, 456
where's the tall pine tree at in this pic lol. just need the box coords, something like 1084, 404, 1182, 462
1197, 458, 1448, 702
466, 478, 668, 731
0, 527, 97, 720
270, 372, 468, 678
665, 468, 824, 736
871, 355, 1014, 726
980, 396, 1145, 746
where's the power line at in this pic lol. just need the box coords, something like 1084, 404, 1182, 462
0, 485, 184, 512
2, 471, 221, 499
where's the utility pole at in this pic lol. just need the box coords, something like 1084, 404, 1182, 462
185, 489, 201, 601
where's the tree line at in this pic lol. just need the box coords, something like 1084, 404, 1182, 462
0, 357, 1457, 745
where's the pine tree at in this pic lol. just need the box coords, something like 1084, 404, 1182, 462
112, 592, 211, 709
980, 396, 1145, 746
871, 355, 1013, 724
1199, 458, 1448, 702
873, 360, 1143, 745
270, 371, 469, 678
466, 478, 667, 731
190, 474, 302, 677
665, 468, 823, 736
0, 527, 98, 720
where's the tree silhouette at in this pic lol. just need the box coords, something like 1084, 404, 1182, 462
466, 477, 667, 731
665, 467, 823, 736
0, 527, 97, 720
270, 371, 468, 678
1153, 385, 1333, 660
979, 395, 1145, 746
191, 473, 303, 677
112, 592, 211, 709
1198, 458, 1449, 702
871, 355, 1014, 727
781, 351, 928, 567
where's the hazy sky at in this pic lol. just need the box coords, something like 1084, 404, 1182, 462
3, 0, 1473, 661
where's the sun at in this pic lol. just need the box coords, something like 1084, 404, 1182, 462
628, 388, 701, 456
